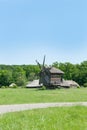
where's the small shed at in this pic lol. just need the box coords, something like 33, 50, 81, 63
60, 80, 80, 88
26, 80, 42, 88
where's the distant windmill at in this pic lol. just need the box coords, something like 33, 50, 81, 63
36, 56, 64, 88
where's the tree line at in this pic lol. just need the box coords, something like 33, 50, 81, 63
0, 60, 87, 87
0, 65, 40, 87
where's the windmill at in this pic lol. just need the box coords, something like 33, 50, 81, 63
36, 56, 64, 88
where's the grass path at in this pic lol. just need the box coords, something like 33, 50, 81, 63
0, 102, 87, 115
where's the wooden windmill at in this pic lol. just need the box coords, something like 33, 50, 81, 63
36, 56, 64, 88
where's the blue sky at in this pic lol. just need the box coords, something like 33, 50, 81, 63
0, 0, 87, 65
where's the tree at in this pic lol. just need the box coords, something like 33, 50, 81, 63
12, 66, 26, 86
22, 65, 40, 81
0, 70, 12, 86
52, 62, 75, 80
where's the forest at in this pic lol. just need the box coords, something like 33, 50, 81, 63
0, 60, 87, 87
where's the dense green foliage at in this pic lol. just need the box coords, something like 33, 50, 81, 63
0, 88, 87, 105
0, 60, 87, 87
52, 61, 87, 86
0, 65, 40, 87
0, 106, 87, 130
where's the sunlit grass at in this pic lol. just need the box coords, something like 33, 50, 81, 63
0, 106, 87, 130
0, 87, 87, 104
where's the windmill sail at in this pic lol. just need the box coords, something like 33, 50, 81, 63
42, 55, 45, 67
36, 60, 41, 69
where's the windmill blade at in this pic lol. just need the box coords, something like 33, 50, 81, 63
42, 55, 46, 69
36, 60, 41, 69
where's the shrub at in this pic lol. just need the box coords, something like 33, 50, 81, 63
1, 86, 8, 89
83, 83, 87, 87
40, 86, 46, 90
77, 86, 80, 88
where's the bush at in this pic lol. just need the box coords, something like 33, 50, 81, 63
1, 86, 8, 89
77, 86, 80, 88
83, 83, 87, 87
40, 86, 46, 90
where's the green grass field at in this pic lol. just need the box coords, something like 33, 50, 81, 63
0, 106, 87, 130
0, 88, 87, 130
0, 87, 87, 104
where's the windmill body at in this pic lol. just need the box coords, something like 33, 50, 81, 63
39, 66, 64, 87
36, 56, 64, 88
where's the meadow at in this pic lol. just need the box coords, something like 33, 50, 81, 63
0, 88, 87, 130
0, 87, 87, 104
0, 106, 87, 130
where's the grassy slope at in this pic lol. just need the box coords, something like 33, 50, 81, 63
0, 88, 87, 104
0, 106, 87, 130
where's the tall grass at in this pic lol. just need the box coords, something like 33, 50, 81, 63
0, 87, 87, 104
0, 106, 87, 130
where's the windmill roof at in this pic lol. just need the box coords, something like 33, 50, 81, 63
49, 67, 64, 74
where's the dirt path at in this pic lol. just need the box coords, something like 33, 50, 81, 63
0, 102, 87, 115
